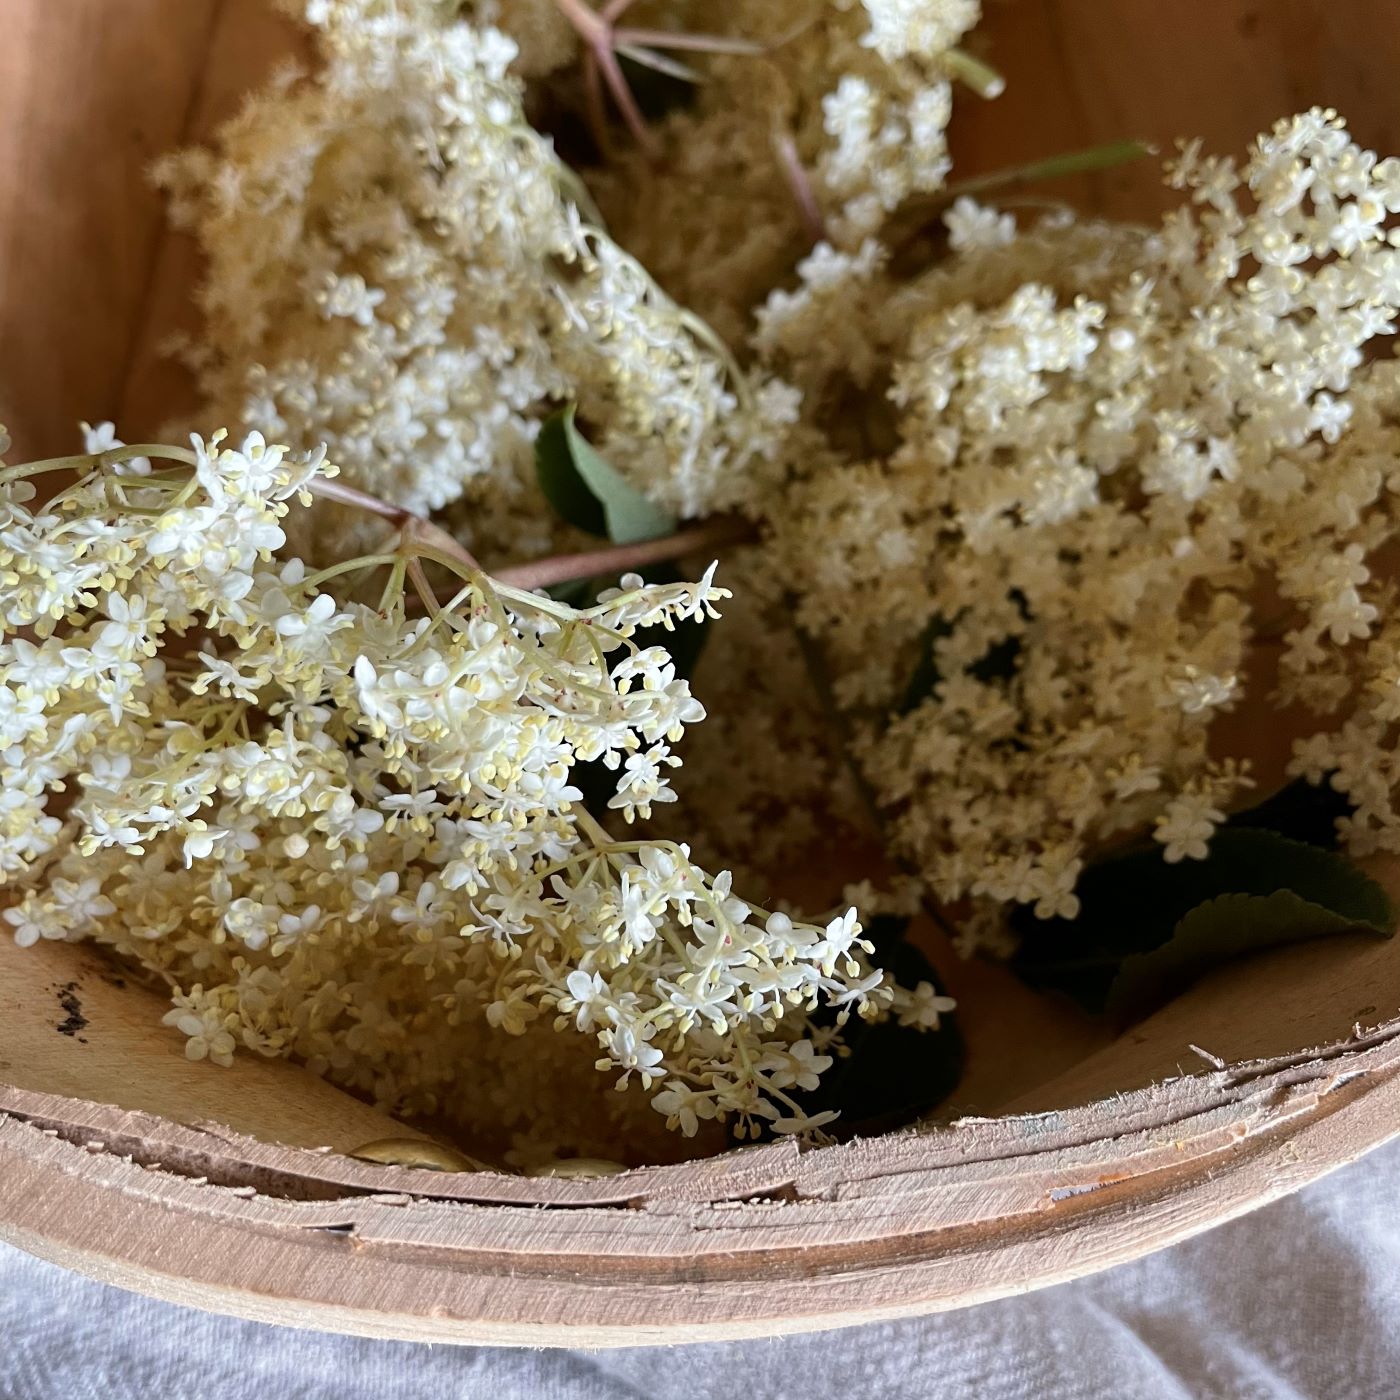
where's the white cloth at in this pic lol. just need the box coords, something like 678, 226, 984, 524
3, 1137, 1397, 1400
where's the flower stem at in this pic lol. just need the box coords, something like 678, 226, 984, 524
941, 138, 1153, 205
943, 47, 1006, 100
612, 26, 766, 57
308, 469, 753, 611
495, 515, 757, 592
307, 477, 482, 574
0, 443, 194, 482
774, 131, 827, 246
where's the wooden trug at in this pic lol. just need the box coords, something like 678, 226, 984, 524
2, 0, 1399, 1347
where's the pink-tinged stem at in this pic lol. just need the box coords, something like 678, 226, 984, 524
581, 49, 613, 157
308, 474, 755, 601
495, 516, 757, 592
595, 42, 660, 156
600, 0, 640, 20
309, 476, 406, 522
308, 477, 481, 573
774, 132, 826, 245
553, 0, 659, 157
613, 26, 766, 56
406, 557, 441, 616
553, 0, 607, 44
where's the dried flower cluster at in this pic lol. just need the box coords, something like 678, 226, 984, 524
157, 0, 991, 885
569, 0, 985, 343
0, 427, 897, 1157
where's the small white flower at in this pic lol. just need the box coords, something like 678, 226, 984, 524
892, 980, 957, 1031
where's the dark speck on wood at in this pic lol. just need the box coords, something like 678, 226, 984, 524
54, 981, 89, 1038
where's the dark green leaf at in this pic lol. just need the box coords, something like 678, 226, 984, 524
1107, 888, 1391, 1023
901, 616, 954, 713
901, 596, 1025, 714
535, 411, 607, 538
534, 407, 676, 545
808, 941, 964, 1138
1223, 774, 1352, 850
1013, 828, 1395, 1017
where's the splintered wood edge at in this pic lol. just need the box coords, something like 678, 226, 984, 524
2, 1021, 1398, 1347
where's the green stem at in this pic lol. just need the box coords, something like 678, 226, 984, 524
575, 804, 617, 849
943, 47, 1005, 100
943, 138, 1153, 204
300, 552, 401, 590
0, 443, 193, 483
379, 556, 409, 612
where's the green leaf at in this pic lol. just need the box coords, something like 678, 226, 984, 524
1012, 828, 1395, 1015
534, 407, 676, 545
901, 594, 1025, 714
1223, 774, 1352, 850
1107, 888, 1392, 1023
535, 412, 607, 538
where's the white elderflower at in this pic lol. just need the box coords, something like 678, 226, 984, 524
763, 108, 1400, 940
159, 0, 787, 560
162, 988, 238, 1067
891, 980, 958, 1030
0, 426, 896, 1155
1155, 793, 1226, 864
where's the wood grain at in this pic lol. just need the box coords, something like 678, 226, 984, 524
953, 0, 1400, 219
2, 1021, 1397, 1345
0, 1, 220, 458
0, 935, 428, 1152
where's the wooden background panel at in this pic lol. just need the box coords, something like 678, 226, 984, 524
0, 934, 427, 1152
0, 0, 221, 460
117, 0, 304, 441
953, 0, 1400, 219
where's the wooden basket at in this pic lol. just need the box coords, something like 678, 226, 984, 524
2, 0, 1399, 1348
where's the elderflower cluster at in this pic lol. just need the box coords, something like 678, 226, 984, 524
154, 3, 1400, 969
163, 0, 889, 887
0, 427, 893, 1155
157, 0, 793, 568
578, 0, 984, 343
759, 109, 1400, 933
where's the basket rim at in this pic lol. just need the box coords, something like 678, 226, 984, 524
3, 1018, 1398, 1346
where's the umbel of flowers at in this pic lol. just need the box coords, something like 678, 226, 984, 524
764, 108, 1400, 943
0, 428, 921, 1161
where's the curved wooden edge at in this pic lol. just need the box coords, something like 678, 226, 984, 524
2, 1021, 1398, 1346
